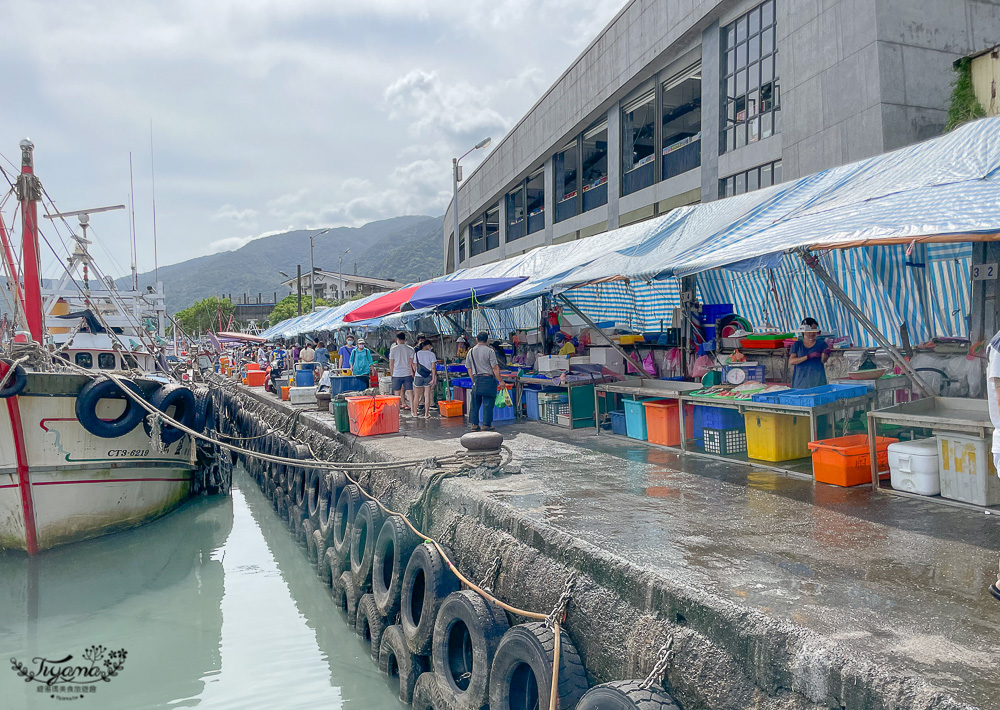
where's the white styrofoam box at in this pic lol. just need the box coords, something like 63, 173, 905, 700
888, 438, 940, 496
524, 331, 541, 344
589, 347, 623, 367
937, 432, 1000, 506
569, 356, 590, 365
289, 386, 318, 405
557, 413, 571, 427
536, 355, 569, 372
378, 377, 392, 395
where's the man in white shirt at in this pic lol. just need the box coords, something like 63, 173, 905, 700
389, 332, 416, 414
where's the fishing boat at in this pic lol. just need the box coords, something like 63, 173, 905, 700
0, 139, 230, 555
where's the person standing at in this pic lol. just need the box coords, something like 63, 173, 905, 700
554, 332, 576, 356
349, 338, 374, 378
389, 332, 416, 413
291, 342, 301, 367
465, 332, 503, 431
338, 336, 356, 369
789, 317, 830, 389
414, 339, 439, 420
314, 340, 330, 371
256, 345, 268, 369
301, 342, 316, 364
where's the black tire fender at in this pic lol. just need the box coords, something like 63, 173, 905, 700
0, 359, 28, 398
488, 622, 589, 710
305, 468, 322, 521
372, 515, 419, 619
576, 680, 682, 710
142, 383, 197, 445
432, 590, 509, 710
332, 484, 362, 557
192, 386, 215, 433
325, 546, 348, 582
401, 542, 460, 656
303, 520, 317, 560
378, 624, 429, 705
336, 570, 359, 626
351, 500, 386, 592
75, 377, 146, 439
313, 530, 331, 584
355, 593, 388, 663
411, 672, 446, 710
318, 470, 348, 543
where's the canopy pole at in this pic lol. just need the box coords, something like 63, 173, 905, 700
796, 248, 932, 397
558, 293, 641, 378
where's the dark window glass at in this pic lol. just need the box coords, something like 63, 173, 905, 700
459, 236, 466, 262
720, 2, 779, 154
75, 352, 93, 369
773, 160, 782, 184
581, 123, 608, 212
662, 70, 702, 181
469, 218, 485, 257
506, 184, 525, 242
98, 353, 116, 370
622, 92, 656, 195
526, 170, 545, 234
721, 160, 782, 199
123, 353, 138, 369
485, 205, 500, 252
554, 142, 579, 222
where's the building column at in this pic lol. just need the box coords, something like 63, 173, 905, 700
606, 100, 621, 229
700, 20, 722, 203
543, 155, 555, 245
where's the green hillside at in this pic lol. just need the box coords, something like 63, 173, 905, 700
118, 215, 445, 313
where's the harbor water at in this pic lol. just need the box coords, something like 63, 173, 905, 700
0, 468, 401, 709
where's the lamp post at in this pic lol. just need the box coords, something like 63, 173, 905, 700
338, 248, 350, 300
451, 136, 491, 272
309, 228, 332, 312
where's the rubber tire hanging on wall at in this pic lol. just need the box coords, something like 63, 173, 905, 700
0, 358, 28, 398
75, 377, 146, 438
305, 468, 322, 522
318, 470, 347, 543
378, 624, 429, 705
336, 570, 360, 625
372, 515, 419, 619
192, 386, 215, 433
410, 673, 445, 710
351, 500, 386, 592
325, 547, 348, 583
313, 530, 331, 585
400, 543, 460, 656
355, 593, 388, 663
488, 622, 589, 710
431, 590, 510, 710
142, 383, 197, 445
576, 680, 682, 710
332, 484, 362, 558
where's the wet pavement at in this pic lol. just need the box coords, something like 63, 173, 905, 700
316, 403, 1000, 708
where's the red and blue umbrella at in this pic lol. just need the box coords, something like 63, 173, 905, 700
342, 277, 526, 323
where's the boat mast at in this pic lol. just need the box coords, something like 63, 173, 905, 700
17, 139, 43, 343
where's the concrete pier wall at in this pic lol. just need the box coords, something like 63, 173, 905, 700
224, 385, 973, 710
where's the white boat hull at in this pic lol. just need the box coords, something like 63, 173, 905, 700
0, 373, 195, 553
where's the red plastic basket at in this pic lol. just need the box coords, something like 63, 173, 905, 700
346, 396, 400, 436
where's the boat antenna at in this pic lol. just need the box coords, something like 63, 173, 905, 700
149, 119, 159, 284
129, 151, 138, 291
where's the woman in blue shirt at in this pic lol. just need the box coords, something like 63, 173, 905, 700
789, 317, 829, 389
349, 338, 374, 378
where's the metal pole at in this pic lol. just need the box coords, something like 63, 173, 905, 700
452, 158, 460, 273
558, 293, 640, 376
309, 234, 316, 312
796, 248, 932, 397
296, 264, 302, 317
339, 256, 343, 301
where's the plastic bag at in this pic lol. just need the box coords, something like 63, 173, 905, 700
495, 388, 512, 408
642, 352, 658, 377
691, 354, 714, 379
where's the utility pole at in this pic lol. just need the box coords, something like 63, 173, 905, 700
296, 264, 302, 316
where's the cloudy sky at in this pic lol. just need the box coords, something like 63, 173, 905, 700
0, 0, 626, 280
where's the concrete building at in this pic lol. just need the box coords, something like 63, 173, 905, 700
279, 270, 400, 301
444, 0, 1000, 272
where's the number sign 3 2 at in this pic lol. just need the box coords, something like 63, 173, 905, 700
972, 263, 998, 281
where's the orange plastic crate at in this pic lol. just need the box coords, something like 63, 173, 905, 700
245, 370, 267, 387
439, 400, 464, 418
346, 396, 400, 436
245, 363, 260, 371
808, 435, 898, 487
642, 400, 694, 447
280, 386, 290, 401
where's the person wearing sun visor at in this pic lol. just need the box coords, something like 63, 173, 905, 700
788, 317, 830, 389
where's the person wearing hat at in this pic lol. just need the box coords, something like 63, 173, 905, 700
455, 334, 470, 359
349, 338, 374, 378
555, 332, 576, 357
788, 317, 830, 389
465, 332, 503, 431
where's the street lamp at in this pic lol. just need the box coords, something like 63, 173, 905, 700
309, 228, 332, 311
452, 136, 491, 271
338, 248, 350, 300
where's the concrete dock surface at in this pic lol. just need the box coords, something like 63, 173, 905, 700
246, 388, 1000, 708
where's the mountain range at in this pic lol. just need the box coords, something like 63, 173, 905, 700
115, 215, 445, 313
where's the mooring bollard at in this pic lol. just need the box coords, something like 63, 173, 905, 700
459, 430, 503, 452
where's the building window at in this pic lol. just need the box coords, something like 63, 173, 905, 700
525, 169, 544, 234
662, 65, 702, 180
98, 353, 116, 370
721, 0, 779, 154
459, 234, 466, 263
554, 142, 578, 223
581, 121, 608, 212
505, 184, 526, 241
719, 160, 782, 197
622, 90, 656, 195
75, 352, 93, 369
485, 204, 500, 252
469, 217, 485, 257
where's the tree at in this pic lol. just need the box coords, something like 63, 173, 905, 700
265, 294, 336, 327
174, 296, 235, 336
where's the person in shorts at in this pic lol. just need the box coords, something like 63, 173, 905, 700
389, 332, 416, 413
413, 339, 438, 419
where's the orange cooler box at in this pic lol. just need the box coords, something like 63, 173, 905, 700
245, 370, 267, 387
246, 363, 260, 372
346, 396, 400, 436
808, 435, 898, 487
642, 400, 694, 447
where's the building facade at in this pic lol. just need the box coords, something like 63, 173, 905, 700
444, 0, 1000, 272
279, 271, 400, 301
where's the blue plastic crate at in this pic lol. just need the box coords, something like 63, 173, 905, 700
751, 388, 803, 404
775, 384, 869, 407
698, 405, 745, 430
609, 411, 627, 436
623, 399, 649, 440
702, 303, 734, 326
524, 389, 541, 420
479, 402, 514, 422
451, 377, 473, 389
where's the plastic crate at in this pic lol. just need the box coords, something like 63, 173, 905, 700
807, 435, 897, 487
703, 427, 747, 455
346, 396, 400, 436
751, 388, 802, 404
744, 411, 811, 462
524, 389, 541, 420
557, 403, 570, 416
451, 377, 473, 389
740, 338, 785, 349
245, 370, 266, 387
775, 384, 869, 407
701, 303, 734, 325
609, 411, 627, 436
480, 403, 515, 423
643, 400, 694, 447
937, 432, 1000, 506
439, 400, 463, 418
698, 406, 745, 430
722, 365, 765, 384
541, 403, 560, 425
623, 398, 658, 440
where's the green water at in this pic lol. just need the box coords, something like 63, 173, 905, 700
0, 470, 402, 709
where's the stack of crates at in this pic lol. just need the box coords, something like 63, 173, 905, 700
538, 392, 564, 425
699, 405, 746, 455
